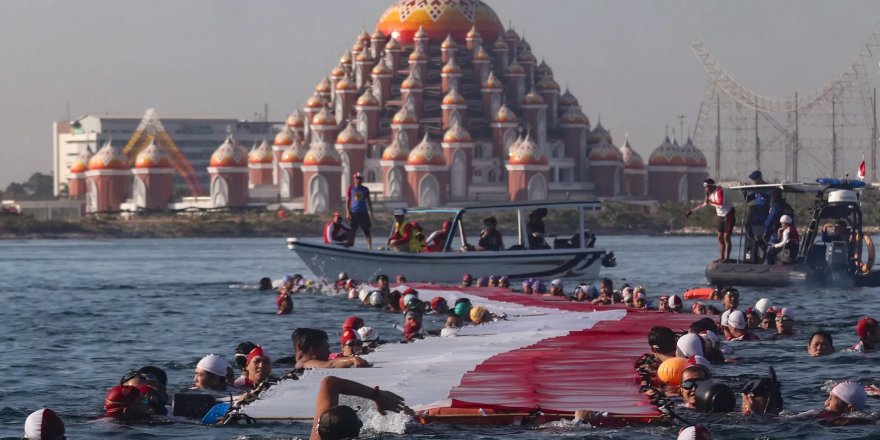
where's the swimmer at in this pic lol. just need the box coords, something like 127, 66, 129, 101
521, 279, 534, 295
499, 276, 511, 289
692, 302, 708, 315
477, 276, 490, 287
460, 273, 473, 288
668, 294, 683, 313
403, 309, 425, 341
677, 425, 712, 440
396, 274, 407, 283
592, 278, 615, 305
546, 279, 565, 297
648, 326, 678, 363
469, 305, 493, 324
276, 290, 293, 315
296, 329, 369, 369
719, 288, 740, 338
342, 315, 365, 333
573, 284, 597, 302
807, 330, 835, 357
193, 354, 237, 392
850, 316, 880, 352
741, 368, 782, 415
236, 346, 273, 390
339, 330, 363, 357
774, 308, 795, 336
821, 381, 868, 417
726, 310, 759, 341
744, 308, 761, 329
374, 274, 390, 294
679, 356, 712, 409
309, 376, 411, 440
657, 295, 670, 312
357, 326, 380, 351
232, 341, 258, 379
258, 277, 273, 291
453, 298, 472, 322
633, 286, 647, 309
676, 333, 705, 358
23, 408, 65, 440
488, 275, 500, 287
429, 296, 449, 314
104, 385, 151, 419
620, 286, 634, 306
759, 310, 777, 330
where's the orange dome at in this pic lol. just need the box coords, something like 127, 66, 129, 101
619, 140, 645, 170
274, 126, 295, 146
280, 140, 307, 164
335, 74, 357, 91
356, 89, 379, 107
495, 104, 518, 123
559, 89, 580, 108
522, 89, 546, 106
536, 60, 553, 78
303, 141, 342, 166
517, 49, 537, 64
384, 37, 401, 51
286, 111, 306, 128
508, 135, 547, 165
681, 137, 708, 167
466, 24, 481, 39
371, 59, 392, 76
336, 123, 365, 145
355, 50, 373, 63
401, 72, 423, 89
359, 30, 371, 43
443, 121, 472, 143
503, 27, 519, 42
474, 45, 491, 61
377, 0, 503, 45
648, 136, 687, 167
408, 133, 446, 166
441, 33, 458, 49
589, 122, 613, 145
305, 93, 327, 109
392, 107, 418, 125
340, 51, 353, 65
441, 57, 462, 75
559, 108, 589, 126
371, 28, 385, 41
382, 138, 411, 161
331, 64, 346, 79
88, 142, 130, 171
311, 107, 337, 126
482, 71, 502, 89
589, 138, 623, 162
249, 140, 274, 164
536, 75, 560, 92
69, 149, 93, 174
210, 136, 248, 168
351, 40, 364, 54
408, 46, 428, 63
442, 87, 466, 106
505, 61, 525, 76
315, 76, 332, 94
492, 36, 509, 50
134, 142, 172, 169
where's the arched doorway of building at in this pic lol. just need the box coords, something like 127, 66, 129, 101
86, 179, 98, 213
419, 174, 440, 208
133, 177, 146, 209
677, 175, 689, 202
450, 150, 467, 199
211, 176, 228, 208
308, 174, 329, 214
527, 174, 548, 201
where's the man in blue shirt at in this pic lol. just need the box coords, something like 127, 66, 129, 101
345, 172, 374, 249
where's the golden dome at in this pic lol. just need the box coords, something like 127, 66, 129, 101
331, 64, 346, 79
681, 137, 708, 167
371, 28, 385, 41
559, 89, 579, 108
619, 139, 645, 170
536, 60, 553, 78
209, 136, 249, 168
647, 136, 687, 166
474, 45, 491, 61
508, 135, 547, 165
311, 107, 337, 126
280, 140, 307, 164
408, 46, 428, 62
377, 0, 503, 44
134, 141, 172, 169
392, 107, 418, 125
248, 139, 274, 165
303, 140, 342, 166
492, 36, 509, 50
356, 89, 380, 107
305, 93, 327, 109
517, 49, 537, 64
336, 123, 365, 145
286, 110, 306, 128
408, 133, 445, 166
352, 40, 365, 53
441, 57, 462, 75
69, 149, 93, 174
340, 51, 353, 64
359, 30, 371, 43
466, 25, 481, 39
442, 87, 467, 106
382, 138, 411, 161
401, 71, 423, 89
523, 89, 545, 105
371, 59, 392, 76
384, 37, 401, 51
536, 75, 560, 92
315, 76, 332, 94
495, 104, 518, 123
335, 74, 357, 91
441, 34, 458, 49
355, 50, 373, 62
589, 137, 623, 162
443, 121, 472, 143
505, 61, 525, 75
482, 71, 502, 89
559, 108, 589, 126
88, 141, 130, 171
274, 126, 295, 146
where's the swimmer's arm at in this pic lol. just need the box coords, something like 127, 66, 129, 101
310, 376, 410, 440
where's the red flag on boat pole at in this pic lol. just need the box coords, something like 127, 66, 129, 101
858, 155, 866, 181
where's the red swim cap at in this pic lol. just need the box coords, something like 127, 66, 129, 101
343, 315, 364, 330
246, 346, 269, 366
340, 329, 359, 346
104, 385, 142, 417
857, 317, 878, 339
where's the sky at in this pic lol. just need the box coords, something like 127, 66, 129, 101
2, 0, 880, 188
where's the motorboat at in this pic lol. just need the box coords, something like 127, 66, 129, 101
288, 201, 616, 283
705, 178, 879, 287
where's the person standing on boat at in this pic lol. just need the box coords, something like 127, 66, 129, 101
477, 216, 504, 251
387, 209, 415, 252
345, 172, 374, 249
745, 170, 772, 261
686, 178, 735, 263
323, 212, 352, 247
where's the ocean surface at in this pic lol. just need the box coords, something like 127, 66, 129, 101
0, 236, 878, 439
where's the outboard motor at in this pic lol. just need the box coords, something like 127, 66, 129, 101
826, 241, 850, 282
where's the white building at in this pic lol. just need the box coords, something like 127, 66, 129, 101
52, 115, 279, 196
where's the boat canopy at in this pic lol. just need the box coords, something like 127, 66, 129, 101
731, 178, 867, 194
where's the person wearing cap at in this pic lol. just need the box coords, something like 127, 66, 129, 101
296, 329, 370, 369
773, 307, 795, 337
276, 286, 293, 315
357, 326, 381, 352
686, 178, 736, 263
807, 330, 835, 357
657, 295, 670, 311
668, 294, 683, 312
591, 278, 616, 305
547, 279, 565, 297
338, 329, 363, 357
822, 381, 868, 417
387, 209, 415, 252
429, 296, 449, 314
309, 375, 411, 440
23, 408, 65, 440
444, 310, 463, 331
526, 207, 551, 250
726, 310, 759, 341
521, 279, 534, 295
499, 276, 511, 289
531, 279, 548, 294
104, 385, 151, 419
345, 172, 374, 249
460, 273, 473, 287
850, 316, 880, 352
425, 220, 453, 252
741, 370, 783, 415
573, 284, 598, 302
469, 305, 492, 324
620, 286, 634, 306
476, 216, 504, 251
633, 286, 648, 309
402, 309, 425, 341
744, 170, 772, 260
765, 214, 799, 265
193, 354, 237, 392
680, 355, 712, 409
719, 288, 740, 339
238, 346, 274, 390
323, 211, 352, 247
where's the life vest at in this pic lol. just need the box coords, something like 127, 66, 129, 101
777, 224, 799, 245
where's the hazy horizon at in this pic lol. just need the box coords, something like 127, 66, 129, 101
3, 0, 880, 187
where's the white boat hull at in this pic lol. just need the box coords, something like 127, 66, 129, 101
287, 237, 607, 283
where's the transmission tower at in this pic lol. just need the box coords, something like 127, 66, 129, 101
692, 26, 880, 183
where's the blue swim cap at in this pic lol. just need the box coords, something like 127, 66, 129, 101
454, 302, 472, 319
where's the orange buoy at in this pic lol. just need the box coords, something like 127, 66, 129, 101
657, 357, 688, 386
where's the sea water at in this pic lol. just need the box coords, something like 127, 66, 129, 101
0, 236, 877, 439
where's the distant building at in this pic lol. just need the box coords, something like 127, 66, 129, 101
52, 115, 277, 197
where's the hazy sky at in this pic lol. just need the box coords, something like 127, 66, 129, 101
3, 0, 880, 187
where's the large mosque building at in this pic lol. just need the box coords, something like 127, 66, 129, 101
65, 0, 709, 214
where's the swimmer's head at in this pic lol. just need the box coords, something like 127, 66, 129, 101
317, 404, 363, 440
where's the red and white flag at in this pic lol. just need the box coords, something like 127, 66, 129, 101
858, 156, 866, 181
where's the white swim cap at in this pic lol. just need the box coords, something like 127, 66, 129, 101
368, 290, 385, 306
754, 298, 771, 315
440, 327, 459, 337
677, 425, 711, 440
727, 310, 747, 330
780, 214, 792, 224
347, 288, 358, 300
357, 326, 379, 342
24, 408, 65, 440
676, 333, 704, 358
197, 354, 231, 377
778, 307, 794, 320
668, 294, 683, 310
831, 381, 867, 411
358, 286, 370, 302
